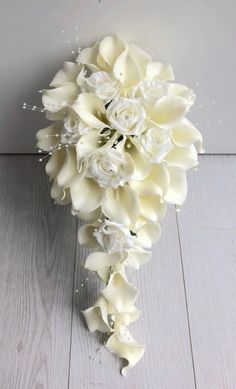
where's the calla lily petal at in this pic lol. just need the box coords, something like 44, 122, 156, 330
78, 224, 100, 249
105, 326, 145, 376
164, 166, 187, 205
130, 164, 169, 197
82, 296, 112, 333
76, 41, 100, 71
102, 185, 140, 227
164, 145, 198, 171
136, 222, 161, 248
113, 50, 142, 87
36, 121, 63, 152
151, 95, 190, 129
56, 148, 77, 188
147, 62, 175, 81
125, 247, 151, 269
72, 93, 107, 130
70, 176, 104, 213
42, 84, 79, 113
127, 138, 151, 180
99, 35, 126, 68
50, 181, 71, 205
85, 252, 121, 271
171, 118, 204, 152
50, 62, 82, 87
102, 272, 138, 312
139, 195, 167, 222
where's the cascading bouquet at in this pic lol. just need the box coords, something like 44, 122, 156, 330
36, 35, 203, 375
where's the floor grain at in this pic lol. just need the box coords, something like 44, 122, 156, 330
177, 155, 236, 389
0, 156, 77, 389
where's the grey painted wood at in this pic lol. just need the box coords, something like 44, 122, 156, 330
177, 155, 236, 388
0, 156, 77, 389
69, 207, 195, 389
177, 229, 236, 389
177, 155, 236, 229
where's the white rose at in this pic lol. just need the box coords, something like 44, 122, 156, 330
86, 71, 119, 104
106, 98, 146, 136
86, 148, 134, 189
137, 79, 165, 106
94, 220, 136, 253
140, 127, 173, 163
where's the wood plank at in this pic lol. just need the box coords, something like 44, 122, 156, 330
69, 207, 195, 388
177, 155, 236, 229
0, 156, 77, 389
177, 228, 236, 389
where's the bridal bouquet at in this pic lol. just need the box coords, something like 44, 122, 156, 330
36, 35, 203, 375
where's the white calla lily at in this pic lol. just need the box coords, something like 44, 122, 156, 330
151, 95, 191, 130
102, 272, 138, 312
102, 185, 140, 227
164, 166, 188, 205
171, 118, 204, 152
50, 62, 83, 87
72, 93, 107, 130
146, 62, 175, 81
106, 326, 145, 376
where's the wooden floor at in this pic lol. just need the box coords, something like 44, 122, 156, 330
0, 155, 236, 389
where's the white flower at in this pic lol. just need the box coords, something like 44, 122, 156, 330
137, 79, 165, 106
140, 126, 173, 163
93, 220, 136, 253
86, 71, 119, 104
107, 98, 146, 136
86, 148, 134, 189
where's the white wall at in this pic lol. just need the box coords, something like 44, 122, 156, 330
1, 0, 235, 153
